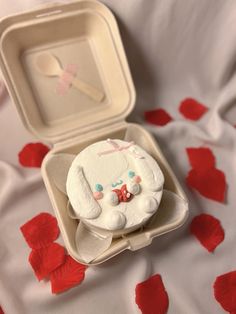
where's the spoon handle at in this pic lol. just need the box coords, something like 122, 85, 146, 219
72, 78, 104, 102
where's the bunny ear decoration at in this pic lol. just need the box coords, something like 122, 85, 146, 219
134, 157, 164, 191
128, 146, 164, 192
66, 165, 102, 219
45, 153, 76, 194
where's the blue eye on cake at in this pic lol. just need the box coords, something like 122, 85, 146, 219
95, 183, 103, 192
128, 170, 135, 178
93, 183, 104, 200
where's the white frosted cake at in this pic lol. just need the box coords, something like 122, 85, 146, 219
66, 139, 164, 236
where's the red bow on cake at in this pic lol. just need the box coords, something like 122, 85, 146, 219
112, 184, 133, 203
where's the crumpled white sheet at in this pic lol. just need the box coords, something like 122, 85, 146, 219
0, 0, 236, 313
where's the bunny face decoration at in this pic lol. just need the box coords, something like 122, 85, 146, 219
44, 138, 188, 264
66, 139, 164, 235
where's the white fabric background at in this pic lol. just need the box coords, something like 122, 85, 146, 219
0, 1, 236, 313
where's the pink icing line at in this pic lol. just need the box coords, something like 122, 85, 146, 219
98, 140, 134, 156
107, 139, 120, 149
127, 150, 144, 159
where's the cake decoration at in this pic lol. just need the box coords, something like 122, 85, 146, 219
95, 184, 103, 192
104, 191, 119, 206
98, 139, 134, 156
93, 191, 103, 200
66, 139, 164, 234
126, 181, 141, 195
133, 175, 142, 183
128, 170, 135, 178
111, 179, 123, 187
139, 196, 159, 214
68, 166, 102, 219
105, 210, 127, 230
46, 138, 175, 262
132, 156, 163, 192
112, 184, 133, 203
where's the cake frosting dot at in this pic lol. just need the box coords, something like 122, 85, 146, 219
128, 170, 135, 178
95, 184, 103, 192
93, 191, 103, 200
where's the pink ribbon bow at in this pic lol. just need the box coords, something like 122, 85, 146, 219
98, 139, 144, 159
56, 64, 78, 96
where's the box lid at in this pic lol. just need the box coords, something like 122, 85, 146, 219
0, 0, 135, 144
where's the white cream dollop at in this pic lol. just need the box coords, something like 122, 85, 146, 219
139, 196, 159, 213
104, 191, 119, 206
105, 211, 126, 230
127, 182, 141, 195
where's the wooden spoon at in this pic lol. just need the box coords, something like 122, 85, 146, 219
35, 53, 104, 102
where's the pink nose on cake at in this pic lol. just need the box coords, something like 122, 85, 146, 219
112, 184, 133, 203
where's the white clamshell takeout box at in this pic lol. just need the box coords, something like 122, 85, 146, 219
0, 0, 189, 265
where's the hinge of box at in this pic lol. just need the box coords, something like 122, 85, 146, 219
128, 233, 152, 251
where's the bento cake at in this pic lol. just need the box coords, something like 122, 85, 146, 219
66, 139, 164, 233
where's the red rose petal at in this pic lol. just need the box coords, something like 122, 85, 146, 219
214, 270, 236, 313
18, 142, 50, 168
187, 168, 226, 202
20, 213, 59, 249
190, 214, 224, 252
0, 306, 4, 314
135, 274, 169, 314
144, 108, 173, 126
186, 147, 215, 170
50, 255, 87, 294
179, 98, 208, 120
29, 243, 66, 281
186, 146, 227, 202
